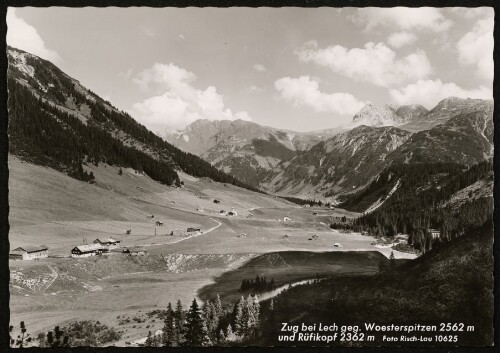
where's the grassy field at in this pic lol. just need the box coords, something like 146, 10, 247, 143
8, 156, 414, 346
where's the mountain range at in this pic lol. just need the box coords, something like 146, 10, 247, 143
167, 97, 493, 199
7, 46, 494, 203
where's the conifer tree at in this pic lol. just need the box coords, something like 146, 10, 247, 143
219, 328, 226, 344
233, 296, 245, 336
214, 294, 224, 318
175, 300, 186, 344
184, 299, 209, 347
163, 302, 178, 346
203, 300, 219, 343
225, 324, 238, 342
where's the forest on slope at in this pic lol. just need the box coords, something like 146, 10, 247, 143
336, 160, 493, 252
7, 47, 262, 193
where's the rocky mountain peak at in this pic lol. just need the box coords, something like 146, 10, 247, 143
351, 103, 401, 127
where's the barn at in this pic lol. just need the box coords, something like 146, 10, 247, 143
93, 238, 121, 249
122, 247, 148, 256
9, 246, 49, 260
71, 244, 107, 258
187, 227, 201, 235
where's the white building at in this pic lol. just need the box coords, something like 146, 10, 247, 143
429, 229, 441, 239
9, 246, 49, 260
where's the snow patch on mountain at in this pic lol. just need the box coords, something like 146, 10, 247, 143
364, 179, 401, 214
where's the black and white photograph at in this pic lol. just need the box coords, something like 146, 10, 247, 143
4, 5, 495, 348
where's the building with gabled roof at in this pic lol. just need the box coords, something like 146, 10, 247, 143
9, 246, 49, 260
93, 237, 121, 249
71, 244, 107, 258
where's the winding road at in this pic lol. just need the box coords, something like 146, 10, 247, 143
139, 217, 222, 247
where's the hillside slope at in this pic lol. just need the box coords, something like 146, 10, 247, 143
8, 155, 293, 253
261, 125, 412, 198
339, 160, 493, 252
7, 46, 259, 192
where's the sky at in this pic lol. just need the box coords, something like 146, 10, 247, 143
7, 7, 494, 133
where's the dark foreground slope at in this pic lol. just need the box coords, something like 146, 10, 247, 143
253, 220, 493, 347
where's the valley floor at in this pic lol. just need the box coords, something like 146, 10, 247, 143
8, 156, 416, 346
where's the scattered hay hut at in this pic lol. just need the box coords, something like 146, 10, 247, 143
123, 247, 148, 256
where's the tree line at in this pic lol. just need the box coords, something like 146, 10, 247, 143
145, 294, 263, 347
240, 275, 276, 293
279, 196, 323, 206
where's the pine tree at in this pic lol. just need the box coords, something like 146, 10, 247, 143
203, 300, 219, 343
252, 294, 260, 335
225, 324, 238, 342
244, 294, 258, 337
233, 296, 245, 336
163, 302, 178, 346
214, 294, 224, 318
184, 299, 209, 347
175, 300, 186, 345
